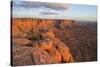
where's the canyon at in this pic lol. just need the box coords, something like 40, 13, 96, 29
11, 18, 97, 66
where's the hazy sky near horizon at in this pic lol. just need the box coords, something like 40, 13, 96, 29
12, 1, 97, 21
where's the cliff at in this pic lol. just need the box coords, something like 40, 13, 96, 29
12, 18, 75, 66
11, 18, 97, 66
12, 18, 74, 37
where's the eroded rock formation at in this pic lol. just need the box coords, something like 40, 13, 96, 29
12, 18, 97, 66
12, 18, 75, 66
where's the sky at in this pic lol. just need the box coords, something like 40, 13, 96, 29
12, 0, 97, 21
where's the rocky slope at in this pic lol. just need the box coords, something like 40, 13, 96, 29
11, 18, 97, 66
12, 18, 75, 66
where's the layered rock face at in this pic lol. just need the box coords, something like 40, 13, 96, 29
54, 23, 97, 62
61, 20, 75, 28
12, 18, 97, 66
12, 18, 74, 66
12, 18, 74, 37
12, 18, 55, 38
54, 19, 75, 29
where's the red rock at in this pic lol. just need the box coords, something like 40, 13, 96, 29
48, 47, 62, 63
51, 37, 74, 62
41, 30, 55, 38
31, 47, 52, 64
13, 38, 32, 46
58, 47, 74, 62
12, 18, 75, 65
12, 45, 53, 65
38, 40, 53, 50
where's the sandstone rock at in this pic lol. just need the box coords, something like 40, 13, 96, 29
31, 47, 52, 64
48, 47, 62, 63
60, 20, 74, 28
13, 38, 32, 46
41, 30, 55, 38
12, 45, 53, 66
51, 37, 74, 62
12, 45, 35, 66
12, 18, 55, 34
32, 42, 39, 47
12, 18, 84, 65
38, 39, 53, 50
58, 47, 74, 62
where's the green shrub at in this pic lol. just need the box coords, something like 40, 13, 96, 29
31, 33, 41, 41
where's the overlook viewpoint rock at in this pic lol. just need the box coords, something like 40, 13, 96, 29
11, 18, 97, 66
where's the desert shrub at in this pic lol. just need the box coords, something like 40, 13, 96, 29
28, 31, 50, 41
31, 33, 42, 41
18, 24, 49, 41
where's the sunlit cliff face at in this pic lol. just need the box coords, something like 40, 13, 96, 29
12, 18, 75, 65
12, 18, 74, 37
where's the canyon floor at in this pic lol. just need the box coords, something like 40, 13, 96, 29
11, 18, 97, 66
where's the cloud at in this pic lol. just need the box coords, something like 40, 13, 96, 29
41, 12, 58, 15
12, 1, 69, 16
38, 6, 59, 15
12, 1, 68, 10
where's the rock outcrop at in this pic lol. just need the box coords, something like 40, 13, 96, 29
13, 38, 32, 46
12, 18, 75, 66
12, 45, 53, 66
12, 18, 74, 38
11, 18, 97, 66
